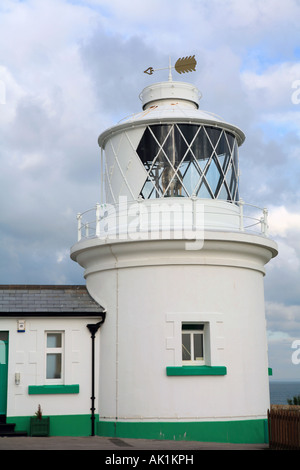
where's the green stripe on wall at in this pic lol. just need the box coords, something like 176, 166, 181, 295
97, 419, 268, 444
28, 384, 79, 394
166, 366, 227, 376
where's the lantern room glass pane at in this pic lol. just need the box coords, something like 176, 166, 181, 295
205, 157, 221, 197
137, 124, 239, 202
191, 126, 213, 162
137, 127, 160, 165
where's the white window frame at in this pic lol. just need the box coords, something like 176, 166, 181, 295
182, 323, 205, 365
45, 331, 64, 384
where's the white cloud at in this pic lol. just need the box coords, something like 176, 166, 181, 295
18, 152, 45, 171
56, 249, 69, 264
0, 66, 27, 123
267, 331, 292, 342
268, 206, 300, 237
266, 302, 300, 337
241, 62, 300, 115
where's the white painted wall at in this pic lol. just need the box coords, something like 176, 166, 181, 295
72, 231, 277, 424
3, 317, 98, 419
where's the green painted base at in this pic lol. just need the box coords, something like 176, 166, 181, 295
97, 419, 269, 444
7, 415, 269, 443
7, 414, 95, 437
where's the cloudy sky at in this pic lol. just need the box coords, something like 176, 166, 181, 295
1, 0, 300, 381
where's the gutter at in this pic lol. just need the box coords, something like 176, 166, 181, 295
87, 312, 106, 436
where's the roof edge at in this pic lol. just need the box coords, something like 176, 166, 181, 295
0, 285, 87, 290
0, 311, 106, 317
98, 116, 246, 148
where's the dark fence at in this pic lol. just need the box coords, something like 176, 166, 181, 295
268, 408, 300, 450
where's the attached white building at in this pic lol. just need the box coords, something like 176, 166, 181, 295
0, 286, 105, 437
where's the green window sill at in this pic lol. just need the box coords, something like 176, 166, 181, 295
166, 366, 227, 376
28, 384, 80, 395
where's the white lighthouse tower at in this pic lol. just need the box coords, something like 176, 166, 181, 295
71, 58, 278, 444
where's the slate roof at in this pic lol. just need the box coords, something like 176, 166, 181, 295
0, 285, 104, 314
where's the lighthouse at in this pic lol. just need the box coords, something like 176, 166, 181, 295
70, 58, 278, 444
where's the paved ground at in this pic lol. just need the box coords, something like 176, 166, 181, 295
0, 435, 269, 451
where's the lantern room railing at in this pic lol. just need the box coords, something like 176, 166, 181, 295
75, 198, 269, 243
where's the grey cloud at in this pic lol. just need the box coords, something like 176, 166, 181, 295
79, 30, 173, 119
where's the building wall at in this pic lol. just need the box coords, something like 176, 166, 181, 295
1, 316, 100, 436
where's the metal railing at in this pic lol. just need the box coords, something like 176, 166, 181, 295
75, 198, 269, 242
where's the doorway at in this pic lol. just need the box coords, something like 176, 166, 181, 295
0, 332, 9, 417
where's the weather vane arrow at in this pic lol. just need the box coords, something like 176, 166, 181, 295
144, 67, 155, 75
144, 56, 197, 80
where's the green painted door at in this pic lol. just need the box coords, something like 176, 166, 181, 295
0, 332, 8, 416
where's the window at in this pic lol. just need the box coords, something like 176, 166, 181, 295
136, 124, 239, 202
46, 332, 63, 382
182, 324, 204, 364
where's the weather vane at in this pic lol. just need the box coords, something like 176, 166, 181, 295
144, 55, 197, 80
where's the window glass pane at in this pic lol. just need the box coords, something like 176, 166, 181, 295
225, 131, 235, 152
182, 324, 204, 331
151, 124, 171, 144
137, 124, 239, 202
0, 332, 8, 341
179, 160, 201, 196
197, 180, 212, 198
182, 334, 191, 361
205, 157, 221, 197
47, 333, 61, 348
218, 184, 230, 201
0, 341, 7, 364
232, 142, 239, 185
218, 153, 231, 175
194, 334, 204, 361
191, 127, 213, 162
197, 157, 208, 172
213, 131, 228, 156
137, 126, 160, 165
178, 124, 199, 147
46, 354, 61, 379
205, 126, 222, 149
140, 179, 159, 199
161, 165, 184, 197
164, 126, 187, 167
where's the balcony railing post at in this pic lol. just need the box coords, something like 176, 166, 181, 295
96, 203, 101, 237
191, 195, 197, 232
239, 199, 244, 232
263, 208, 269, 236
77, 213, 82, 241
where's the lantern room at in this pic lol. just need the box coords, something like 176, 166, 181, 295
98, 80, 245, 206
